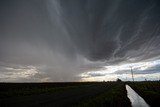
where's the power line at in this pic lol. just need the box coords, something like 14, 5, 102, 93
130, 67, 134, 82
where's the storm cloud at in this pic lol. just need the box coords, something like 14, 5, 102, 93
0, 0, 160, 82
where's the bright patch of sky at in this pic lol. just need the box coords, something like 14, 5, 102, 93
79, 59, 160, 81
0, 66, 38, 82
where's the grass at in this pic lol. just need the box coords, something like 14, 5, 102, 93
2, 81, 160, 107
0, 82, 131, 107
0, 82, 101, 99
75, 82, 131, 107
0, 81, 160, 107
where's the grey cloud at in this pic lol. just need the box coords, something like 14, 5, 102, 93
86, 72, 106, 77
115, 64, 160, 75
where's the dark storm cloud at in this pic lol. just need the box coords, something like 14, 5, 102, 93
0, 0, 160, 81
58, 0, 160, 62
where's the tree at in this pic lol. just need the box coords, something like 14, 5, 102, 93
116, 78, 122, 82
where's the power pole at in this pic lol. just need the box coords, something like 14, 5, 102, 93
130, 67, 134, 82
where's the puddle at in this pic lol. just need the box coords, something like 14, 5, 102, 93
126, 85, 150, 107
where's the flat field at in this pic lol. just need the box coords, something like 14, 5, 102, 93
0, 81, 159, 107
0, 82, 130, 107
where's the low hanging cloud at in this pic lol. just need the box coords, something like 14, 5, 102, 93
0, 0, 160, 82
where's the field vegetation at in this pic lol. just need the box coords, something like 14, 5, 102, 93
0, 82, 99, 98
1, 81, 160, 107
0, 82, 131, 107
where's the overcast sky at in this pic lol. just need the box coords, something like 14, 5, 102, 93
0, 0, 160, 82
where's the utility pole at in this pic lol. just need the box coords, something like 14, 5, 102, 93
130, 67, 134, 82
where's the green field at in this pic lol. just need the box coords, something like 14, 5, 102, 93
0, 81, 160, 107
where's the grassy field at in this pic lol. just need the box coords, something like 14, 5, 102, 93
0, 81, 160, 107
76, 82, 131, 107
128, 81, 160, 107
0, 82, 131, 107
0, 82, 99, 98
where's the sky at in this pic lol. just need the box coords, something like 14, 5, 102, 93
0, 0, 160, 82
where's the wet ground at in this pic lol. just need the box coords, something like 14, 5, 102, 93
126, 85, 149, 107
